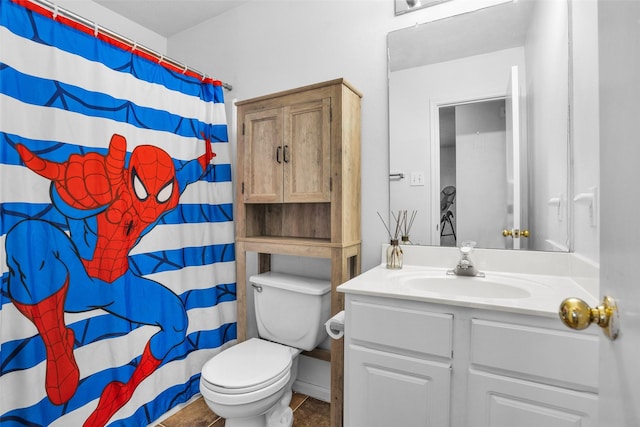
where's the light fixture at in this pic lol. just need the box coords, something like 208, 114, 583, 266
395, 0, 451, 16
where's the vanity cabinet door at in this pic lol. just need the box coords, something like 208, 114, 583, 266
467, 318, 599, 426
467, 370, 597, 427
345, 344, 451, 427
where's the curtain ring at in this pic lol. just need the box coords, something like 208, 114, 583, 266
94, 23, 99, 37
158, 54, 164, 64
53, 3, 59, 20
132, 42, 138, 53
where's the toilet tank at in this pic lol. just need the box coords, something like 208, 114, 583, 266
250, 272, 331, 351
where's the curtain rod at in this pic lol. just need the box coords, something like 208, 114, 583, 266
25, 0, 233, 91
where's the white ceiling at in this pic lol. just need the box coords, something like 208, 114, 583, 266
94, 0, 249, 37
387, 0, 533, 72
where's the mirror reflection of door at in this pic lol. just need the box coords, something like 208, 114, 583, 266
438, 107, 457, 247
438, 99, 509, 249
505, 65, 527, 250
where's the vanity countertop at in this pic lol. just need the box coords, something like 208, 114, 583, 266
337, 262, 598, 319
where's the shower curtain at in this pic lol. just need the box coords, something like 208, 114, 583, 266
0, 1, 236, 426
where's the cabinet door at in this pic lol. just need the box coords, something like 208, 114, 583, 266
468, 370, 597, 427
283, 98, 331, 202
345, 344, 451, 427
243, 108, 283, 203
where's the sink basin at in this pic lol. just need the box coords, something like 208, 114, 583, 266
398, 274, 538, 299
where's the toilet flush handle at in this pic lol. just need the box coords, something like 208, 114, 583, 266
251, 283, 263, 293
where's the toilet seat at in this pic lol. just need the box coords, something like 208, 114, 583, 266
201, 338, 293, 395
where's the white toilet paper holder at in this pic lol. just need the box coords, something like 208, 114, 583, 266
325, 310, 346, 339
330, 321, 344, 332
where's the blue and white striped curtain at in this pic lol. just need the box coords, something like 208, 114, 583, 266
0, 1, 236, 425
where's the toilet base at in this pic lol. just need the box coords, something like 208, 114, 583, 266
222, 390, 293, 427
265, 390, 293, 427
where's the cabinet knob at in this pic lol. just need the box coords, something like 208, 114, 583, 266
559, 296, 619, 340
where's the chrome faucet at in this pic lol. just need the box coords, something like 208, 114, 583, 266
448, 241, 485, 277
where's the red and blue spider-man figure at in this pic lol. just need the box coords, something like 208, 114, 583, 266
5, 133, 214, 427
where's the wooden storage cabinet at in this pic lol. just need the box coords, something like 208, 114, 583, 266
243, 98, 331, 204
235, 79, 361, 427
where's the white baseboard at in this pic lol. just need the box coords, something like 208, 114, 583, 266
292, 380, 330, 403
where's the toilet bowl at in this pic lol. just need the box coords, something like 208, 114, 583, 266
200, 338, 300, 427
200, 272, 331, 427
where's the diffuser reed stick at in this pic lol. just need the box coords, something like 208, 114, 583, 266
401, 210, 417, 244
378, 211, 406, 240
391, 210, 403, 241
377, 211, 394, 240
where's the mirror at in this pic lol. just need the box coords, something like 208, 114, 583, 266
388, 0, 571, 251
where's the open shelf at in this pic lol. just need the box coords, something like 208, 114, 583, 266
245, 203, 331, 240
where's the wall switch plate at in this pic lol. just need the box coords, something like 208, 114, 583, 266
410, 171, 425, 186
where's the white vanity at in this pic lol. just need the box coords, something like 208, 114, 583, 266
338, 246, 600, 427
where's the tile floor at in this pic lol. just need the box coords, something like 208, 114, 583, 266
156, 392, 330, 427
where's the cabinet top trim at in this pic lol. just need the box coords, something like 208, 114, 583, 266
235, 78, 362, 106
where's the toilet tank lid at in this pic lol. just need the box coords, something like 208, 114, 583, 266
249, 272, 330, 295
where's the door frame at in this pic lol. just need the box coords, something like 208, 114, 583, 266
429, 91, 507, 247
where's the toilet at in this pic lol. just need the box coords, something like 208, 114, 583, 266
200, 272, 331, 427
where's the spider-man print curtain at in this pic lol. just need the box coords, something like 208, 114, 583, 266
0, 1, 237, 426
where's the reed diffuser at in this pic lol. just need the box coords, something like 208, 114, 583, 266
378, 211, 405, 269
400, 210, 417, 245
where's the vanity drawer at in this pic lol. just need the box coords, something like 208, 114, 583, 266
470, 319, 599, 391
349, 300, 453, 359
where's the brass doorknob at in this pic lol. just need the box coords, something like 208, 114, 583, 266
502, 229, 530, 238
559, 296, 619, 340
